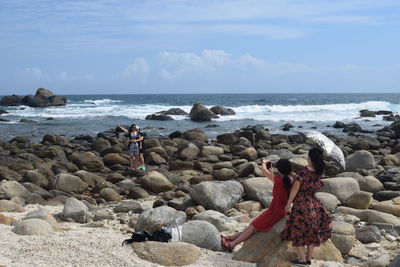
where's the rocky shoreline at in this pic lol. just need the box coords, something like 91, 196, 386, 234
1, 120, 400, 266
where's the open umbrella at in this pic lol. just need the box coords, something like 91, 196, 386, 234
298, 130, 346, 169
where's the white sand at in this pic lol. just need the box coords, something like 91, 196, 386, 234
0, 205, 255, 267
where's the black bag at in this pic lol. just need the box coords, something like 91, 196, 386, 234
122, 228, 172, 246
122, 231, 151, 246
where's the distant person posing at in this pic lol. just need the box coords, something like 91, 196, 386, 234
118, 124, 145, 171
221, 159, 293, 252
280, 148, 332, 266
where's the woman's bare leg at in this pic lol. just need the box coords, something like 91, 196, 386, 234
139, 153, 145, 167
129, 156, 135, 170
295, 246, 307, 262
306, 245, 314, 261
230, 225, 256, 247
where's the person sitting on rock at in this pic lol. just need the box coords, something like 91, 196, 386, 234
221, 159, 293, 252
280, 148, 332, 266
118, 124, 144, 170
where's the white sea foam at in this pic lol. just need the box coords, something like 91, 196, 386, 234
83, 99, 124, 105
3, 101, 399, 122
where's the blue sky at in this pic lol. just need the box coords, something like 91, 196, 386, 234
1, 0, 399, 94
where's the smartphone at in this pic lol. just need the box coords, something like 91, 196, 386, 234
266, 161, 272, 169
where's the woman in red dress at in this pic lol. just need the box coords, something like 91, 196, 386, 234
280, 148, 332, 265
221, 159, 292, 251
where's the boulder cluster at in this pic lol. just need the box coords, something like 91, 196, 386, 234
0, 121, 400, 266
0, 88, 66, 107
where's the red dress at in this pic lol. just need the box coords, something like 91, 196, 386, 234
251, 176, 288, 232
280, 168, 332, 246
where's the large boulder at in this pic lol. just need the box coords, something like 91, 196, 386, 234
345, 191, 373, 209
157, 108, 188, 115
233, 218, 342, 266
99, 188, 122, 202
0, 180, 30, 199
22, 170, 49, 188
0, 94, 22, 106
62, 197, 89, 223
193, 210, 239, 232
370, 199, 400, 217
20, 88, 66, 107
216, 133, 238, 145
189, 103, 215, 122
179, 143, 200, 160
330, 221, 355, 255
135, 206, 186, 232
240, 147, 257, 161
131, 241, 201, 266
202, 146, 224, 156
50, 173, 88, 194
190, 181, 243, 212
337, 173, 383, 193
212, 168, 237, 181
355, 225, 382, 244
345, 150, 375, 171
73, 170, 106, 188
317, 177, 360, 203
145, 114, 173, 120
243, 177, 274, 207
71, 152, 105, 172
336, 207, 400, 225
141, 171, 174, 193
0, 167, 21, 181
12, 218, 54, 236
23, 209, 61, 231
103, 153, 129, 166
181, 220, 222, 251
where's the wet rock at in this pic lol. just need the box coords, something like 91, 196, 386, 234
157, 108, 188, 116
359, 109, 376, 117
210, 106, 235, 115
343, 123, 362, 133
189, 103, 215, 122
145, 114, 173, 120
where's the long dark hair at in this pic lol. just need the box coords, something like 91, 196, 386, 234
276, 159, 292, 193
309, 147, 325, 175
129, 124, 137, 134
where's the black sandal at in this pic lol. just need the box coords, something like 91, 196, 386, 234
290, 259, 310, 265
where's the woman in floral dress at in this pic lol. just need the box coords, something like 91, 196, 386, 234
280, 148, 332, 266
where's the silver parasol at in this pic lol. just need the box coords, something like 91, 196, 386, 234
298, 130, 346, 169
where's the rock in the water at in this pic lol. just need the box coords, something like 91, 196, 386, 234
243, 177, 274, 207
193, 210, 239, 232
22, 88, 66, 107
145, 114, 174, 120
317, 177, 360, 203
0, 199, 25, 212
345, 191, 373, 210
355, 225, 382, 244
189, 103, 215, 122
62, 197, 89, 223
135, 206, 186, 232
141, 171, 174, 193
331, 221, 355, 255
50, 173, 88, 194
0, 180, 30, 199
157, 108, 188, 116
131, 241, 201, 266
12, 218, 54, 236
345, 150, 375, 171
233, 218, 342, 265
359, 109, 376, 117
210, 106, 235, 115
181, 220, 222, 251
190, 181, 243, 212
315, 192, 340, 211
337, 206, 400, 224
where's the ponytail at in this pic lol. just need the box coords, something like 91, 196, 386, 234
276, 159, 292, 194
309, 148, 325, 175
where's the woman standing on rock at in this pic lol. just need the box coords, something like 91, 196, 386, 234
221, 159, 293, 251
280, 148, 332, 266
118, 124, 145, 171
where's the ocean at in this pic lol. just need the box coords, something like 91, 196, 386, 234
1, 93, 400, 141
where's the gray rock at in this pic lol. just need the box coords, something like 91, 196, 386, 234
315, 192, 340, 211
22, 182, 53, 199
331, 221, 355, 255
136, 206, 186, 232
128, 187, 149, 199
202, 146, 224, 156
212, 168, 237, 181
345, 150, 375, 171
317, 177, 360, 203
243, 177, 274, 207
368, 253, 390, 267
22, 170, 49, 188
12, 218, 54, 236
210, 106, 235, 115
62, 197, 89, 223
193, 210, 239, 232
181, 220, 222, 251
71, 152, 105, 172
0, 199, 25, 212
337, 206, 400, 224
190, 181, 243, 212
389, 253, 400, 267
141, 171, 174, 193
23, 209, 61, 230
168, 196, 195, 211
0, 180, 30, 199
73, 170, 107, 188
345, 191, 373, 209
189, 103, 215, 122
337, 173, 383, 193
179, 143, 200, 160
93, 210, 116, 221
50, 173, 89, 194
113, 201, 143, 213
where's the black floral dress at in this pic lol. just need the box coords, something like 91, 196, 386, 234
280, 168, 332, 246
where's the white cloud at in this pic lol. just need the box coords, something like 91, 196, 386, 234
25, 67, 43, 78
123, 57, 150, 79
